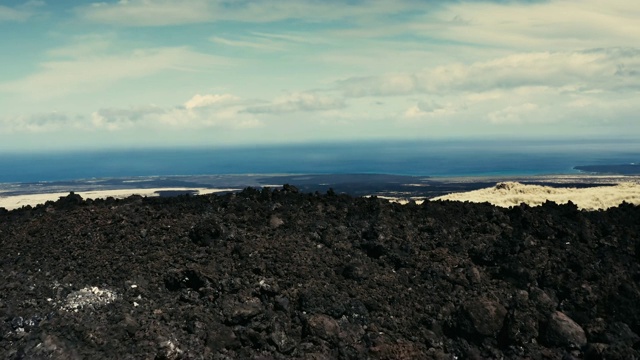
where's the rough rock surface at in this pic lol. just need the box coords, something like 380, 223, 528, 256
1, 188, 640, 359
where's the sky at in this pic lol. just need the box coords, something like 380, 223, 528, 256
0, 0, 638, 151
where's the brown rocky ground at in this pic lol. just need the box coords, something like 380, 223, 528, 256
1, 186, 639, 359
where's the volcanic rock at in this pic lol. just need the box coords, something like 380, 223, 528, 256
544, 311, 588, 348
457, 297, 507, 338
1, 188, 639, 358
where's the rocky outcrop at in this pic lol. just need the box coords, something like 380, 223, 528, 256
1, 187, 639, 358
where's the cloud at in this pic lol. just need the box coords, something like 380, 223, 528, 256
393, 79, 640, 133
208, 31, 328, 53
5, 0, 640, 146
487, 103, 540, 125
210, 36, 283, 51
404, 101, 456, 120
1, 92, 262, 134
310, 1, 640, 75
0, 6, 28, 21
46, 34, 116, 58
90, 93, 261, 131
244, 93, 345, 114
339, 74, 417, 97
0, 112, 80, 133
0, 46, 227, 99
91, 106, 166, 131
0, 2, 42, 22
338, 48, 640, 97
250, 32, 326, 45
173, 93, 262, 129
184, 94, 239, 110
75, 0, 417, 27
416, 0, 640, 51
76, 0, 214, 26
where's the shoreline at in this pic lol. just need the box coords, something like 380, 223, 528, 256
1, 173, 639, 211
0, 188, 240, 211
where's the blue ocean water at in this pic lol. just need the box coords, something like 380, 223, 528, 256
0, 139, 638, 183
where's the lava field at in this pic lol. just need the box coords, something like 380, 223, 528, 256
1, 186, 639, 359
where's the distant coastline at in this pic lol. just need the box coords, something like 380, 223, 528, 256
2, 139, 639, 210
2, 173, 638, 211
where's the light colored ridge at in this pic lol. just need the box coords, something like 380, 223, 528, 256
432, 181, 640, 210
0, 188, 240, 210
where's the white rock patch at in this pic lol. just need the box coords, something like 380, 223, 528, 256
433, 181, 640, 210
61, 287, 118, 312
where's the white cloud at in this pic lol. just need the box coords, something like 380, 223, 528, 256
210, 36, 283, 51
169, 93, 262, 129
1, 92, 262, 134
0, 2, 42, 22
338, 48, 640, 97
404, 101, 456, 120
184, 94, 239, 110
393, 80, 640, 133
339, 73, 416, 97
0, 112, 80, 133
0, 46, 227, 99
77, 0, 214, 26
413, 0, 640, 51
208, 31, 328, 54
90, 105, 166, 131
46, 34, 116, 58
4, 0, 640, 147
0, 6, 28, 21
487, 103, 540, 125
244, 92, 345, 114
90, 93, 261, 131
251, 32, 326, 45
75, 0, 417, 26
309, 1, 640, 76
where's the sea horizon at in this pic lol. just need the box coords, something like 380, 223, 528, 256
1, 138, 639, 184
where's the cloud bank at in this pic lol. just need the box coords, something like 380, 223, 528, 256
339, 49, 640, 97
245, 93, 345, 114
75, 0, 417, 26
0, 2, 41, 22
1, 0, 639, 150
0, 46, 226, 100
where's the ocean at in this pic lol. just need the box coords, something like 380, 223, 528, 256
0, 139, 638, 184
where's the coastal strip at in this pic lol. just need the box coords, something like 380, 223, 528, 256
0, 188, 240, 211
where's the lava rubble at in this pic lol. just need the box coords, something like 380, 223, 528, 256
1, 186, 639, 359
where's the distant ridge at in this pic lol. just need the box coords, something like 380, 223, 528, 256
433, 181, 640, 210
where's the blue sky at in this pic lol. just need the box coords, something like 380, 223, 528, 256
0, 0, 638, 151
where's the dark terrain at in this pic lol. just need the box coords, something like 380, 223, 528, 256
1, 186, 639, 359
1, 173, 623, 203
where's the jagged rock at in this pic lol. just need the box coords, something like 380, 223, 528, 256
282, 184, 299, 193
504, 311, 538, 345
305, 314, 340, 341
545, 311, 587, 348
55, 191, 83, 208
1, 188, 639, 358
458, 297, 507, 338
189, 221, 224, 246
270, 320, 296, 354
604, 322, 640, 346
270, 215, 284, 228
225, 301, 264, 325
